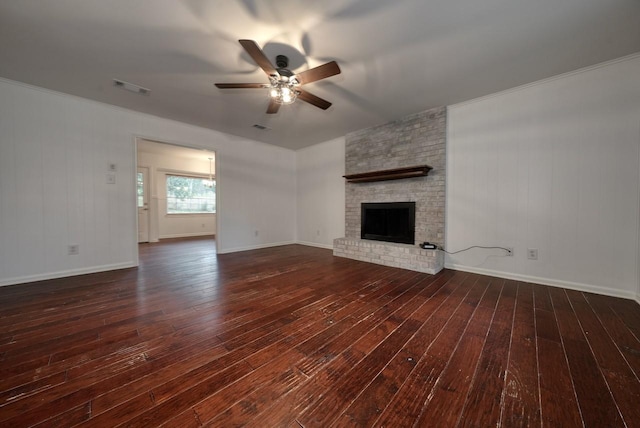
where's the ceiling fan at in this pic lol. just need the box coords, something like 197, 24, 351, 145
215, 40, 341, 114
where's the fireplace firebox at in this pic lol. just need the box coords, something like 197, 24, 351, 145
361, 202, 415, 244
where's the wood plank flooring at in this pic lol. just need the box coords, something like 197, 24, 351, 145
1, 236, 640, 427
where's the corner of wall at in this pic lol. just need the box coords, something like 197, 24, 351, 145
295, 137, 346, 249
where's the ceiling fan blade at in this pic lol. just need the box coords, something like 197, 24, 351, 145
266, 99, 281, 114
239, 39, 278, 77
297, 89, 332, 110
215, 83, 269, 88
295, 61, 341, 85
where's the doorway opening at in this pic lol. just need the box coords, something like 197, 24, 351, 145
135, 138, 217, 253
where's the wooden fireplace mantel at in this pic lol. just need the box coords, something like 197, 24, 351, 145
343, 165, 432, 183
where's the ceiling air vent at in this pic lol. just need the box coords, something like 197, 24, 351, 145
113, 79, 150, 95
252, 124, 270, 131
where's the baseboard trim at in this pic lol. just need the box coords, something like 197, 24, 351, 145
217, 241, 296, 254
0, 262, 138, 288
159, 232, 215, 239
296, 241, 334, 250
446, 263, 638, 301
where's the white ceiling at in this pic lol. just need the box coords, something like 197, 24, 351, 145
1, 1, 639, 150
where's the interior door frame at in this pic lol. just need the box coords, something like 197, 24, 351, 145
133, 136, 219, 266
137, 166, 150, 243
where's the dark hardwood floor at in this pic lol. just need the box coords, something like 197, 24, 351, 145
1, 237, 639, 427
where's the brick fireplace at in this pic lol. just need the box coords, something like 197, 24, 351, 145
333, 106, 446, 274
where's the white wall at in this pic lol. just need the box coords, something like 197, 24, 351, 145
3, 59, 639, 302
295, 137, 345, 249
137, 148, 216, 240
446, 54, 640, 300
0, 78, 296, 286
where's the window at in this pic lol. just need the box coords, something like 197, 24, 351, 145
166, 175, 216, 214
137, 172, 144, 207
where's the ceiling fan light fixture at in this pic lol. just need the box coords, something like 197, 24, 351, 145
268, 75, 299, 105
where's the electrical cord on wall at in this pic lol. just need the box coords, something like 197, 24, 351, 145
436, 245, 511, 255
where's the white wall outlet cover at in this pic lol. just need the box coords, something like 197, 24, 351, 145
108, 163, 117, 171
106, 173, 116, 184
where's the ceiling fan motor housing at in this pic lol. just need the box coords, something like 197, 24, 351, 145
275, 55, 294, 78
275, 55, 289, 69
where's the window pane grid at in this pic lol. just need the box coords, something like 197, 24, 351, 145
167, 197, 215, 213
137, 172, 144, 207
166, 175, 216, 214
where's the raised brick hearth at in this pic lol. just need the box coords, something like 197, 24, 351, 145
333, 106, 446, 274
333, 237, 442, 274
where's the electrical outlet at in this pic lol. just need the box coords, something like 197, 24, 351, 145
254, 230, 259, 237
316, 229, 320, 236
505, 247, 514, 257
527, 248, 538, 260
68, 244, 79, 255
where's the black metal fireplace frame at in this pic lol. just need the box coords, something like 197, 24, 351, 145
361, 201, 415, 244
